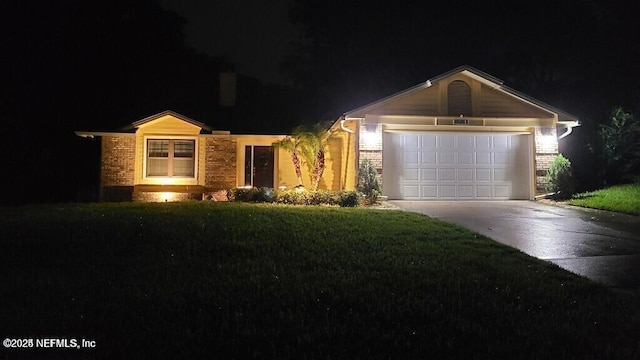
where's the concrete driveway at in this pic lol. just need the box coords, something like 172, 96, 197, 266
390, 200, 640, 293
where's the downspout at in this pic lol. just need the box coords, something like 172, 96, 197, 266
340, 119, 356, 134
557, 123, 575, 140
339, 118, 355, 190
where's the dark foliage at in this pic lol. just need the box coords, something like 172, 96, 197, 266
596, 107, 640, 185
357, 159, 381, 205
546, 154, 575, 200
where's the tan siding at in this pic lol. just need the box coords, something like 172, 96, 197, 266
134, 115, 203, 186
137, 115, 202, 135
321, 121, 358, 191
369, 84, 440, 116
277, 148, 310, 189
322, 136, 343, 190
340, 127, 358, 190
480, 85, 553, 118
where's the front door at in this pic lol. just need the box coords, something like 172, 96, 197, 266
244, 145, 274, 188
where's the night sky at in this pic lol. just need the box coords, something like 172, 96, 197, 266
1, 0, 639, 204
159, 0, 298, 85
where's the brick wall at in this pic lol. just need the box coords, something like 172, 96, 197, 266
101, 136, 135, 186
205, 136, 237, 191
132, 191, 201, 202
359, 123, 383, 185
534, 126, 559, 192
101, 135, 135, 201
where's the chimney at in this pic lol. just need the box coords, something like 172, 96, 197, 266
219, 72, 236, 107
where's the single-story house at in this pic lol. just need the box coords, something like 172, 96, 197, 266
76, 65, 579, 202
75, 110, 351, 202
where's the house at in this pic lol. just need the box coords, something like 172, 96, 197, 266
330, 65, 580, 200
76, 65, 578, 202
75, 110, 353, 202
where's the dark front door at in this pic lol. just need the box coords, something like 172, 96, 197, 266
244, 145, 274, 188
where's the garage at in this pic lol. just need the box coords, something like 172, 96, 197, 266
383, 132, 532, 200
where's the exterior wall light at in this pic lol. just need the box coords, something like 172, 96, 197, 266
160, 192, 175, 202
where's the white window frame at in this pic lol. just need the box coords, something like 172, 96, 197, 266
143, 136, 198, 180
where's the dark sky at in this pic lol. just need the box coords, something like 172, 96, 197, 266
159, 0, 299, 84
156, 0, 639, 113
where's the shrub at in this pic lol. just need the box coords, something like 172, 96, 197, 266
228, 187, 276, 203
276, 189, 311, 205
357, 159, 381, 204
275, 189, 360, 207
546, 154, 575, 200
337, 190, 361, 207
309, 189, 337, 205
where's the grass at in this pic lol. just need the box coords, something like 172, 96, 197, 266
1, 202, 639, 359
569, 183, 640, 215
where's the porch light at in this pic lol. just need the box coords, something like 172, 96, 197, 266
538, 127, 556, 151
159, 192, 175, 202
361, 124, 380, 148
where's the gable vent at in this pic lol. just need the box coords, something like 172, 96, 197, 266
448, 80, 472, 116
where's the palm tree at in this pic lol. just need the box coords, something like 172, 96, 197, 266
273, 127, 305, 186
297, 123, 335, 191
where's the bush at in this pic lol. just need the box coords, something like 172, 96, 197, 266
337, 190, 361, 207
276, 189, 360, 207
276, 189, 312, 205
546, 154, 575, 200
358, 159, 381, 204
228, 187, 276, 203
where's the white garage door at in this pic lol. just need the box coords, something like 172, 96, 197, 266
383, 132, 531, 200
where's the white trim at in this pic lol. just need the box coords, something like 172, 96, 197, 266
142, 135, 199, 184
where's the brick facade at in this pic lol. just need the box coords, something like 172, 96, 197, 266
205, 136, 237, 191
534, 126, 559, 192
101, 135, 135, 201
132, 191, 201, 202
359, 123, 383, 185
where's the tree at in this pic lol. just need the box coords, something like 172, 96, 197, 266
299, 124, 332, 191
278, 123, 334, 191
273, 127, 305, 186
598, 107, 640, 184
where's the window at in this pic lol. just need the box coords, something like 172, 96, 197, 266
146, 139, 195, 177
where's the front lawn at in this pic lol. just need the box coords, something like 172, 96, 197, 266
1, 202, 638, 359
569, 183, 640, 215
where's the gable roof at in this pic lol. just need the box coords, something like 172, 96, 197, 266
344, 65, 579, 123
123, 110, 213, 132
75, 110, 214, 138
